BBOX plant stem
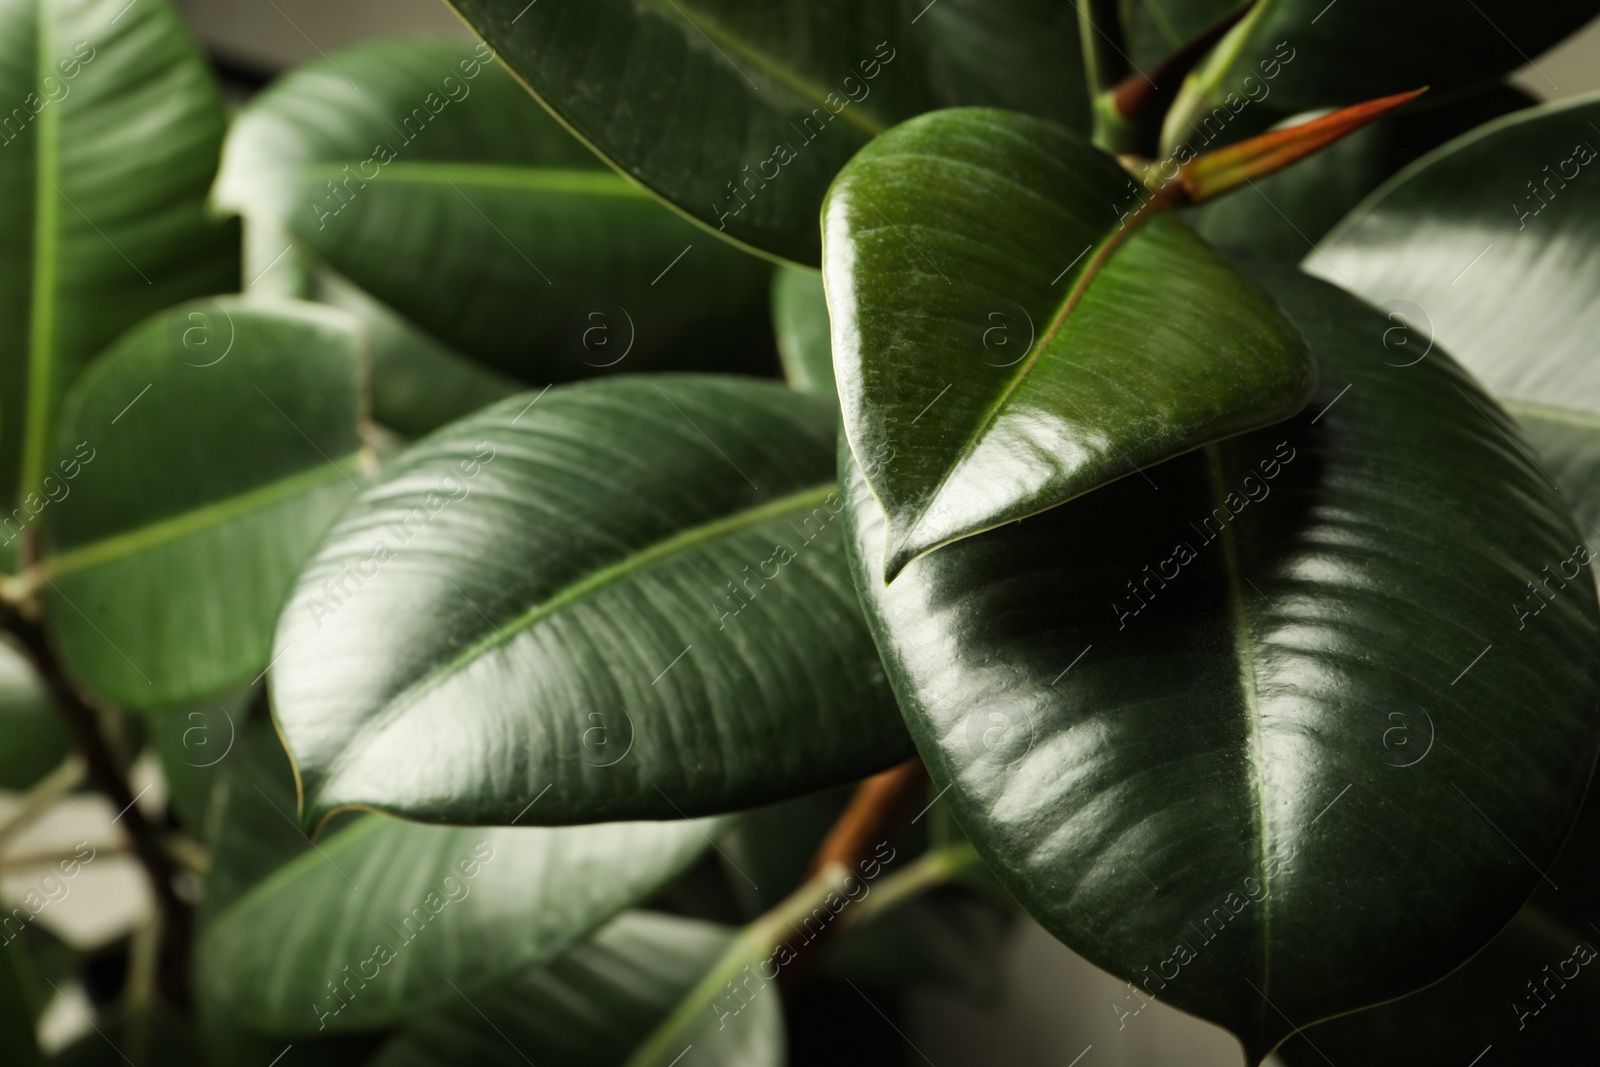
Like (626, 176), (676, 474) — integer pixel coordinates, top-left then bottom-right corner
(624, 866), (854, 1067)
(0, 840), (127, 869)
(5, 616), (192, 1006)
(0, 753), (85, 855)
(125, 916), (160, 1063)
(836, 841), (984, 931)
(1078, 0), (1131, 94)
(623, 759), (927, 1067)
(807, 758), (927, 875)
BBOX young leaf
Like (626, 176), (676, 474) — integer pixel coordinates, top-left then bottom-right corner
(271, 376), (910, 831)
(1191, 85), (1536, 262)
(1313, 92), (1600, 536)
(823, 108), (1315, 580)
(1174, 88), (1425, 204)
(31, 299), (367, 711)
(213, 40), (772, 384)
(368, 912), (784, 1067)
(0, 0), (239, 569)
(841, 268), (1600, 1062)
(445, 0), (1090, 264)
(199, 813), (725, 1034)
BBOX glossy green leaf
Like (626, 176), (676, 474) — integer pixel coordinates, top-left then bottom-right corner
(1279, 676), (1600, 1063)
(841, 267), (1600, 1061)
(0, 0), (238, 571)
(446, 0), (1089, 264)
(1313, 92), (1600, 537)
(370, 912), (784, 1067)
(1192, 86), (1536, 262)
(31, 299), (367, 711)
(214, 39), (772, 383)
(0, 637), (67, 790)
(824, 108), (1315, 579)
(1163, 0), (1600, 148)
(772, 266), (836, 401)
(200, 805), (724, 1034)
(272, 376), (909, 830)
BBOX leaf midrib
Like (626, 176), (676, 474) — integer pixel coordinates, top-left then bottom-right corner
(890, 202), (1173, 556)
(23, 8), (59, 510)
(308, 481), (839, 805)
(33, 451), (365, 581)
(640, 0), (887, 137)
(299, 161), (651, 198)
(1204, 441), (1274, 1043)
(1503, 397), (1600, 435)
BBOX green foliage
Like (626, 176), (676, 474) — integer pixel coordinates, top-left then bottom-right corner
(0, 0), (238, 571)
(271, 377), (910, 829)
(35, 299), (366, 710)
(8, 0), (1600, 1063)
(841, 266), (1600, 1058)
(824, 107), (1314, 577)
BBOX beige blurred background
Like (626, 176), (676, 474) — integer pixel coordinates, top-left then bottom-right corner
(9, 2), (1599, 1064)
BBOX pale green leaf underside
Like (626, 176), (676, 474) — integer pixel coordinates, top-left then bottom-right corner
(369, 912), (785, 1067)
(200, 812), (725, 1034)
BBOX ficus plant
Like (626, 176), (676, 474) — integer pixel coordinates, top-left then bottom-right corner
(4, 0), (1600, 1063)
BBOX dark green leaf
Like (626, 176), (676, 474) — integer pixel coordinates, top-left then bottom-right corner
(841, 267), (1600, 1061)
(1164, 0), (1600, 146)
(824, 108), (1315, 578)
(446, 0), (1089, 264)
(214, 39), (773, 383)
(370, 912), (783, 1067)
(0, 0), (238, 571)
(200, 809), (725, 1034)
(772, 266), (835, 401)
(0, 638), (68, 791)
(273, 376), (909, 829)
(32, 299), (367, 711)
